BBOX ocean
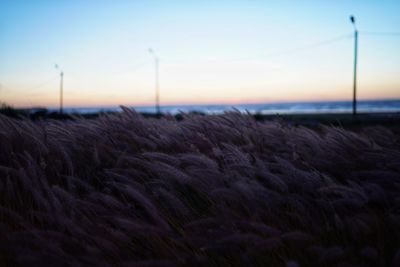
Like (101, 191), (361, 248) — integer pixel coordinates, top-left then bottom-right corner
(58, 99), (400, 115)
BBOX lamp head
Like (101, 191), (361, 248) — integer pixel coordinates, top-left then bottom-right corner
(350, 15), (355, 24)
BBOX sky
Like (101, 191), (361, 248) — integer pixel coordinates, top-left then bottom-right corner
(0, 0), (399, 108)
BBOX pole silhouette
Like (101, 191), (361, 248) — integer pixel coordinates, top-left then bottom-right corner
(149, 49), (160, 115)
(55, 64), (64, 114)
(350, 16), (358, 116)
(60, 71), (64, 114)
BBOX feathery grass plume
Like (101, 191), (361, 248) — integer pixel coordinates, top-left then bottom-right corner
(244, 237), (285, 265)
(154, 188), (191, 222)
(317, 246), (346, 265)
(110, 183), (169, 230)
(0, 111), (399, 266)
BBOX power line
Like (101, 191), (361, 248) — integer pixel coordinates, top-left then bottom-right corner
(0, 76), (58, 94)
(360, 31), (400, 36)
(26, 76), (58, 91)
(0, 83), (7, 92)
(256, 33), (353, 60)
(167, 33), (352, 65)
(108, 61), (149, 76)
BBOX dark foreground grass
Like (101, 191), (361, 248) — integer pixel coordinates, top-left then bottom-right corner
(0, 107), (399, 267)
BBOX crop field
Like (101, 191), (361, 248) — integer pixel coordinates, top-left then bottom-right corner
(0, 107), (399, 267)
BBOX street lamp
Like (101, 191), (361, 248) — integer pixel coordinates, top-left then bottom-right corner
(148, 48), (160, 115)
(55, 64), (64, 114)
(350, 15), (358, 116)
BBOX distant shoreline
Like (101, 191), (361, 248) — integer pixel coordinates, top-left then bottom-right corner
(2, 104), (399, 131)
(10, 99), (400, 115)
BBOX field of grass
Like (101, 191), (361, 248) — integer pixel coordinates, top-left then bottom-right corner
(0, 107), (399, 266)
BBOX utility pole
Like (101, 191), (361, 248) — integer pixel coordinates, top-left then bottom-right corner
(149, 49), (160, 115)
(55, 64), (64, 114)
(350, 15), (358, 116)
(60, 71), (64, 114)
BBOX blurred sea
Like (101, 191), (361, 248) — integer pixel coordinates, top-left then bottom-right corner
(57, 99), (400, 115)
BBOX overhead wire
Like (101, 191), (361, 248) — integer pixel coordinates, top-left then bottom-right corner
(360, 31), (400, 36)
(166, 33), (353, 65)
(1, 29), (398, 104)
(25, 75), (59, 92)
(255, 33), (353, 60)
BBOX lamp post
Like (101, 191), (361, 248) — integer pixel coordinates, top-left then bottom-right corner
(55, 64), (64, 114)
(350, 15), (358, 116)
(148, 49), (160, 115)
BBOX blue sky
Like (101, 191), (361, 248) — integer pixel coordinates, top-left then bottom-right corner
(0, 0), (399, 107)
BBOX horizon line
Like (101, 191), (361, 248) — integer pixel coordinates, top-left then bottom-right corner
(11, 97), (400, 110)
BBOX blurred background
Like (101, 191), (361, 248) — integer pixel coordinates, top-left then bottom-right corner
(0, 0), (399, 114)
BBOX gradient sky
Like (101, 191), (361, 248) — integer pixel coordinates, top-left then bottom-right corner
(0, 0), (399, 108)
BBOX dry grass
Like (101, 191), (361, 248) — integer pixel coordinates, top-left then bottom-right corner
(0, 107), (399, 267)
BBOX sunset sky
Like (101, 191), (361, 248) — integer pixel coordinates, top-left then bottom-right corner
(0, 0), (399, 108)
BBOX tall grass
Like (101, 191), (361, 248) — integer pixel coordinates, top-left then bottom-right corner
(0, 108), (399, 266)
